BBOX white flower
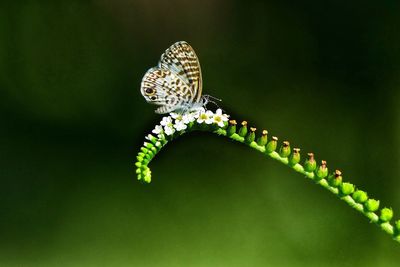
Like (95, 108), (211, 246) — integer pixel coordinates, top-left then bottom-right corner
(212, 109), (229, 127)
(164, 125), (175, 136)
(152, 125), (163, 134)
(160, 116), (172, 126)
(197, 110), (214, 124)
(174, 120), (187, 131)
(182, 112), (196, 124)
(160, 116), (175, 136)
(170, 112), (183, 120)
(192, 107), (205, 118)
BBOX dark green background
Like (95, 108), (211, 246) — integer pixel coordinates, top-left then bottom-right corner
(1, 1), (399, 266)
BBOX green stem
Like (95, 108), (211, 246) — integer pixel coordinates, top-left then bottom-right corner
(135, 117), (400, 244)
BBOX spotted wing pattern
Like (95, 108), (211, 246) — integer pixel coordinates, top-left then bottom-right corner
(159, 41), (203, 102)
(141, 67), (192, 114)
(140, 41), (203, 114)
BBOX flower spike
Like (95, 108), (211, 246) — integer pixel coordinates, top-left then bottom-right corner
(134, 110), (400, 244)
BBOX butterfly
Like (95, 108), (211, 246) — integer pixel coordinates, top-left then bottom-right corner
(141, 41), (216, 114)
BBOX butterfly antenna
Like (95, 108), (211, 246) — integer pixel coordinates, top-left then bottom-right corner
(203, 94), (223, 111)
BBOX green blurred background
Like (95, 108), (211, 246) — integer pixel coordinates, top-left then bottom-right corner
(1, 1), (399, 266)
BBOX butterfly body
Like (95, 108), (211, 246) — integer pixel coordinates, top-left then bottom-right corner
(141, 41), (207, 114)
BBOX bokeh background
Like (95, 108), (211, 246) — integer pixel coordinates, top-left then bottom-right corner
(1, 1), (400, 266)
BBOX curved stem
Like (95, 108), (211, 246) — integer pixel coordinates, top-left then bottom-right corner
(135, 114), (400, 244)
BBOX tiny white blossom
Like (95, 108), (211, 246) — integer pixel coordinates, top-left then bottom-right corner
(182, 113), (195, 124)
(197, 110), (214, 124)
(170, 113), (183, 120)
(164, 125), (175, 136)
(160, 116), (172, 126)
(213, 109), (229, 127)
(152, 125), (163, 134)
(192, 107), (205, 118)
(174, 120), (187, 131)
(160, 116), (175, 136)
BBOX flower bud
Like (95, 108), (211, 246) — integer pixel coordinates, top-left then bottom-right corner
(135, 162), (142, 168)
(144, 153), (152, 161)
(150, 145), (158, 153)
(146, 134), (158, 144)
(144, 142), (154, 149)
(379, 207), (393, 222)
(288, 148), (301, 166)
(265, 136), (278, 153)
(142, 167), (152, 183)
(352, 190), (368, 203)
(279, 141), (291, 158)
(340, 182), (355, 195)
(140, 147), (148, 153)
(328, 170), (342, 187)
(227, 120), (237, 136)
(304, 153), (316, 172)
(256, 130), (268, 146)
(246, 127), (256, 143)
(315, 160), (328, 179)
(155, 141), (162, 148)
(143, 174), (151, 183)
(365, 199), (380, 212)
(238, 121), (248, 137)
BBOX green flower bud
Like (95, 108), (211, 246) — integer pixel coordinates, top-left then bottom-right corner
(365, 199), (380, 212)
(315, 160), (328, 179)
(143, 174), (151, 183)
(155, 141), (162, 148)
(288, 148), (301, 166)
(352, 190), (368, 203)
(238, 121), (248, 137)
(256, 130), (268, 146)
(304, 153), (316, 172)
(328, 170), (342, 187)
(141, 166), (151, 183)
(265, 136), (278, 153)
(227, 120), (237, 136)
(146, 134), (158, 144)
(144, 142), (154, 149)
(150, 145), (158, 153)
(144, 153), (152, 161)
(340, 182), (355, 195)
(279, 141), (291, 158)
(140, 147), (148, 153)
(135, 162), (142, 168)
(379, 207), (393, 222)
(158, 133), (167, 142)
(146, 149), (154, 158)
(245, 127), (256, 143)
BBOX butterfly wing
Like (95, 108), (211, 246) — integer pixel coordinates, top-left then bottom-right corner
(158, 41), (203, 103)
(141, 67), (193, 114)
